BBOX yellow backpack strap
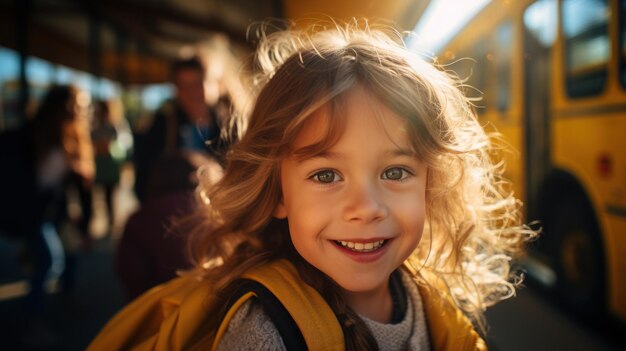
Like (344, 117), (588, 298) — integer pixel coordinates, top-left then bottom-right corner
(88, 274), (217, 351)
(212, 291), (257, 349)
(403, 261), (487, 351)
(212, 260), (345, 351)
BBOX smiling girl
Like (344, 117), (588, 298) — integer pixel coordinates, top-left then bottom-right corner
(188, 22), (535, 350)
(91, 21), (533, 351)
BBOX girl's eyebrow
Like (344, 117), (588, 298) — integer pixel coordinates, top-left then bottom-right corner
(293, 149), (340, 164)
(293, 148), (417, 163)
(387, 148), (418, 158)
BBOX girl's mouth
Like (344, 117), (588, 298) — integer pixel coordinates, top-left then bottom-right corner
(334, 239), (387, 253)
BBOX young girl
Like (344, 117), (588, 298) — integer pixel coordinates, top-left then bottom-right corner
(189, 22), (533, 350)
(91, 21), (533, 351)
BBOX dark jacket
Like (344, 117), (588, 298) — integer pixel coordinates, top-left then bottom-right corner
(116, 191), (195, 299)
(133, 100), (231, 203)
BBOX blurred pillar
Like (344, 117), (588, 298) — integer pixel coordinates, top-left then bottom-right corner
(272, 0), (284, 18)
(115, 29), (128, 85)
(136, 40), (149, 84)
(15, 0), (30, 121)
(89, 6), (102, 97)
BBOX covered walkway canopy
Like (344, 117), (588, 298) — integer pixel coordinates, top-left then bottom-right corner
(0, 0), (430, 85)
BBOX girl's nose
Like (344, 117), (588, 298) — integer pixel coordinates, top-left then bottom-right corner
(342, 181), (388, 223)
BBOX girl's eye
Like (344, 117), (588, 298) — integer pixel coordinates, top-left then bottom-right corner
(311, 170), (339, 184)
(382, 167), (410, 181)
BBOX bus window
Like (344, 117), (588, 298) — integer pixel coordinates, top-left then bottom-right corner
(562, 0), (610, 97)
(619, 0), (626, 88)
(494, 22), (513, 112)
(524, 0), (557, 48)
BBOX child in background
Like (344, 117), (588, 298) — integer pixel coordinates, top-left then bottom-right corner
(91, 98), (132, 234)
(91, 21), (534, 351)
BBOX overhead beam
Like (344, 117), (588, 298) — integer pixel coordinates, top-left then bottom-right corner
(0, 12), (168, 85)
(89, 0), (250, 47)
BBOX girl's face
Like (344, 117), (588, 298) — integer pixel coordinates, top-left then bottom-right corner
(275, 86), (427, 310)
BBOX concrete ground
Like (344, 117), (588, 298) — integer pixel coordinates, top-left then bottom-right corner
(0, 165), (136, 351)
(0, 237), (126, 351)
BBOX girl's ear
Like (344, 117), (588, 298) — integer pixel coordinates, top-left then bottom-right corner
(273, 198), (287, 219)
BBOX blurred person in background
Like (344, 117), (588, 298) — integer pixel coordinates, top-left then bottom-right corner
(0, 85), (94, 347)
(132, 46), (246, 203)
(91, 98), (133, 235)
(116, 151), (222, 299)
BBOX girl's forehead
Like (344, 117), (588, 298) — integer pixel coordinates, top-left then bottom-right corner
(291, 87), (412, 153)
(290, 105), (334, 150)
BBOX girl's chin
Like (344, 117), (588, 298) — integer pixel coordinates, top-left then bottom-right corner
(329, 271), (391, 295)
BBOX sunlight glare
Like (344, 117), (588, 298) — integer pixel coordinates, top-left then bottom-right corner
(409, 0), (491, 55)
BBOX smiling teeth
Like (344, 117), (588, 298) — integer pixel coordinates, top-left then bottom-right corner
(337, 240), (385, 252)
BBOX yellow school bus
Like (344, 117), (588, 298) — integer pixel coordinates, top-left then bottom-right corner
(438, 0), (626, 321)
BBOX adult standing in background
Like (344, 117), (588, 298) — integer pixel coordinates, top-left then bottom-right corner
(133, 54), (241, 203)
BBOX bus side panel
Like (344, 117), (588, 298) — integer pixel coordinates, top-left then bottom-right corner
(552, 112), (626, 320)
(603, 215), (626, 319)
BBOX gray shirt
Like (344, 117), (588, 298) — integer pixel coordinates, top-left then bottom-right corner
(216, 270), (430, 351)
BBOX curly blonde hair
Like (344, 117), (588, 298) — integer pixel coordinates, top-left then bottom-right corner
(189, 20), (535, 347)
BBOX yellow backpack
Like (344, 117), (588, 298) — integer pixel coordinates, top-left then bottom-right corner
(88, 260), (344, 351)
(89, 259), (486, 351)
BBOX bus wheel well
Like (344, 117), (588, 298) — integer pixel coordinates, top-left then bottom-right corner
(537, 169), (594, 225)
(536, 168), (606, 315)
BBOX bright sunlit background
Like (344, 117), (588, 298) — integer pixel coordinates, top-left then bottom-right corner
(410, 0), (491, 54)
